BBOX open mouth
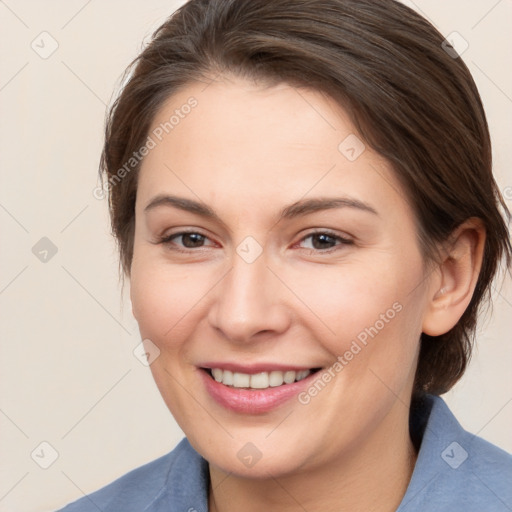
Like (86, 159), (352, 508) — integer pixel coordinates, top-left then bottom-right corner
(202, 367), (322, 390)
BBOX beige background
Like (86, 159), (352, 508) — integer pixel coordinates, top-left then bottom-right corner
(0, 1), (511, 511)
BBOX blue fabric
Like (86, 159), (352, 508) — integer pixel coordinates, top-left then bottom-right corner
(57, 395), (512, 511)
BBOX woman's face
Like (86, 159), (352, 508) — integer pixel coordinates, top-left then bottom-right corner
(130, 77), (433, 477)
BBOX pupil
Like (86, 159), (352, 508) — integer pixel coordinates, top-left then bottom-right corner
(183, 233), (204, 248)
(313, 234), (334, 249)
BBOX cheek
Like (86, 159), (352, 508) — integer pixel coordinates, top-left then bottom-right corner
(293, 257), (425, 394)
(130, 255), (207, 344)
(286, 261), (405, 351)
(129, 257), (206, 416)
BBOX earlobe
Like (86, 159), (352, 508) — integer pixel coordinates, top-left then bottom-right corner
(422, 218), (486, 336)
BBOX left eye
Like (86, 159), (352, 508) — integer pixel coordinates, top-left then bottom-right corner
(297, 232), (352, 252)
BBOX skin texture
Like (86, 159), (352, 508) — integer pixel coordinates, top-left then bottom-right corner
(130, 76), (485, 512)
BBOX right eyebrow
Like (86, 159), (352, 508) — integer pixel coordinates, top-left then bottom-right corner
(144, 194), (223, 223)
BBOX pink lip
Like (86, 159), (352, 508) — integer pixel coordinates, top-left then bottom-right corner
(199, 368), (319, 414)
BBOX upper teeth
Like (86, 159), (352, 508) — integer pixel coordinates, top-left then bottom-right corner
(211, 368), (311, 389)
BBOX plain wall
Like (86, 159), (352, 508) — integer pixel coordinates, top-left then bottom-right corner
(0, 1), (510, 511)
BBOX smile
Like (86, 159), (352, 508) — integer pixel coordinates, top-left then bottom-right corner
(200, 365), (322, 413)
(208, 368), (316, 389)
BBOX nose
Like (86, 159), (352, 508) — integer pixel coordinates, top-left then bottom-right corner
(207, 250), (292, 344)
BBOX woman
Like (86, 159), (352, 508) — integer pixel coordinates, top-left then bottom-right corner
(59, 0), (512, 510)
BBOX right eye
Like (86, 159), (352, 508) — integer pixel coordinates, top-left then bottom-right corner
(155, 230), (217, 252)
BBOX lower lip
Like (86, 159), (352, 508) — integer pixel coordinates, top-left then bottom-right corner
(200, 369), (318, 414)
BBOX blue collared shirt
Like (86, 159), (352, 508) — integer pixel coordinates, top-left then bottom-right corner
(57, 395), (512, 511)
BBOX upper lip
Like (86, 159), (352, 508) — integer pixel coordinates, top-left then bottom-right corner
(199, 362), (321, 374)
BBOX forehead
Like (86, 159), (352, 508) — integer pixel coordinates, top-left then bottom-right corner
(137, 78), (406, 219)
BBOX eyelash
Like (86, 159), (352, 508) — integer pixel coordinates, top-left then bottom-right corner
(154, 229), (353, 254)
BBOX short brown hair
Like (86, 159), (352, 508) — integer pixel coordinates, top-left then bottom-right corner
(99, 0), (511, 395)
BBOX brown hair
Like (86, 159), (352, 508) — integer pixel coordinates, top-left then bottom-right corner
(99, 0), (511, 395)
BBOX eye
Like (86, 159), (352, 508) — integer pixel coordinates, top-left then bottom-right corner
(296, 230), (353, 253)
(155, 230), (216, 251)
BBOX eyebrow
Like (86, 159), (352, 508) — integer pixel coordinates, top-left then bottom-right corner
(143, 194), (378, 222)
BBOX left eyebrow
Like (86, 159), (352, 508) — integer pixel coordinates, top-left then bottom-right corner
(278, 197), (379, 220)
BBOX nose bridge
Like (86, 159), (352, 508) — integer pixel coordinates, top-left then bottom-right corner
(209, 248), (290, 343)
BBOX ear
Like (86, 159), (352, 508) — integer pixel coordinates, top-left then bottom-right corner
(422, 218), (486, 336)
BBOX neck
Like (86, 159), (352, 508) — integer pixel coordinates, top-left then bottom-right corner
(208, 406), (417, 512)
